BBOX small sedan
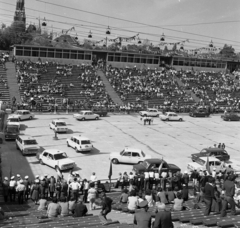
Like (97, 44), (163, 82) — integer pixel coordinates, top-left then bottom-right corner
(221, 113), (240, 121)
(10, 110), (34, 121)
(49, 120), (68, 133)
(38, 149), (75, 171)
(73, 111), (100, 121)
(109, 147), (151, 164)
(160, 112), (183, 121)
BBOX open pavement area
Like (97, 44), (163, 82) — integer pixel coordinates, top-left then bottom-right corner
(1, 113), (240, 181)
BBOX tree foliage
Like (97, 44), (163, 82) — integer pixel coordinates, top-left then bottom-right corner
(219, 44), (235, 57)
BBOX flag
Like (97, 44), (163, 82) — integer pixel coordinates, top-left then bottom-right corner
(206, 156), (211, 175)
(158, 157), (164, 173)
(108, 161), (112, 180)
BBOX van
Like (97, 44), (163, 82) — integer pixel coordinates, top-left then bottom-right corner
(5, 124), (20, 140)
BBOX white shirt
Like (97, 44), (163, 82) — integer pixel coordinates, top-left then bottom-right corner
(149, 172), (154, 178)
(161, 172), (167, 178)
(144, 172), (150, 179)
(212, 171), (217, 178)
(90, 175), (97, 182)
(129, 174), (134, 180)
(155, 173), (160, 179)
(9, 180), (17, 187)
(69, 182), (81, 190)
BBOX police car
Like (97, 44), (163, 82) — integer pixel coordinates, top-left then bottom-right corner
(49, 120), (68, 133)
(16, 135), (40, 155)
(66, 135), (93, 152)
(187, 157), (226, 173)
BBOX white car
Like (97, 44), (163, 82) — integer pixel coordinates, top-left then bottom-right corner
(39, 149), (75, 171)
(139, 108), (161, 117)
(16, 135), (40, 155)
(11, 110), (34, 121)
(109, 147), (151, 164)
(67, 135), (93, 152)
(160, 112), (183, 121)
(73, 110), (100, 121)
(49, 120), (68, 133)
(187, 157), (226, 173)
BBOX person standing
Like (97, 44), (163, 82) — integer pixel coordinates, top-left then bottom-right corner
(203, 177), (215, 216)
(31, 179), (41, 205)
(23, 176), (31, 202)
(2, 177), (9, 203)
(133, 201), (152, 228)
(153, 203), (174, 228)
(9, 176), (17, 202)
(221, 175), (236, 216)
(87, 183), (97, 210)
(82, 179), (89, 203)
(69, 178), (81, 201)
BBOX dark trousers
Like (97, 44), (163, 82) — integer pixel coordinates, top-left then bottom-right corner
(18, 191), (24, 204)
(221, 196), (236, 216)
(83, 190), (88, 203)
(4, 195), (8, 202)
(72, 190), (79, 201)
(24, 190), (29, 201)
(9, 187), (16, 202)
(204, 198), (212, 216)
(144, 178), (149, 190)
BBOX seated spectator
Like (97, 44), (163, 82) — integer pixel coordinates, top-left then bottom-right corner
(157, 188), (168, 204)
(145, 189), (154, 207)
(182, 184), (189, 201)
(38, 196), (47, 211)
(172, 192), (184, 211)
(127, 191), (138, 212)
(73, 198), (88, 217)
(119, 189), (128, 203)
(167, 187), (175, 203)
(69, 197), (76, 214)
(58, 197), (69, 217)
(153, 203), (174, 228)
(38, 197), (60, 219)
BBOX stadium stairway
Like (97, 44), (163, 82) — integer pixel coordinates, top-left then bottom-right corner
(174, 74), (200, 103)
(5, 62), (21, 103)
(0, 65), (10, 103)
(97, 70), (124, 106)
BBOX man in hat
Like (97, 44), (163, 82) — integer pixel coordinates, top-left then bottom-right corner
(9, 176), (17, 202)
(16, 174), (22, 186)
(2, 177), (9, 202)
(23, 176), (31, 202)
(16, 180), (26, 204)
(153, 203), (173, 228)
(133, 200), (152, 228)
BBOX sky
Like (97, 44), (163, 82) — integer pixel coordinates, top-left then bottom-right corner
(1, 0), (240, 52)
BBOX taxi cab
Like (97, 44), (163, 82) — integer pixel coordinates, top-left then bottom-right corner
(16, 135), (40, 155)
(49, 120), (68, 133)
(66, 135), (93, 152)
(187, 157), (226, 173)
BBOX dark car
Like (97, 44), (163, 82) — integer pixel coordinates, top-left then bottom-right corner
(189, 108), (210, 117)
(191, 148), (230, 162)
(221, 113), (240, 121)
(4, 124), (20, 140)
(133, 158), (181, 174)
(92, 109), (108, 117)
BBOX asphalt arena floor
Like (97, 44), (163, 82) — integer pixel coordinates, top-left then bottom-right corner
(1, 113), (240, 181)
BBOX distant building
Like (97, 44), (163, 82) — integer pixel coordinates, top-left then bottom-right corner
(14, 0), (26, 25)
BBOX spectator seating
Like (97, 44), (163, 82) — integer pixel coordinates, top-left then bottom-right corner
(105, 66), (196, 111)
(16, 60), (114, 111)
(0, 64), (11, 103)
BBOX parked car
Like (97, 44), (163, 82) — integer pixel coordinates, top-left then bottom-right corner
(133, 158), (181, 174)
(49, 120), (68, 133)
(191, 148), (230, 162)
(160, 112), (183, 121)
(16, 135), (40, 155)
(73, 110), (100, 120)
(221, 113), (240, 121)
(7, 116), (21, 123)
(67, 135), (93, 152)
(139, 108), (161, 117)
(5, 123), (20, 140)
(38, 149), (75, 171)
(110, 148), (151, 164)
(92, 108), (108, 117)
(187, 157), (226, 173)
(10, 110), (34, 121)
(189, 108), (210, 117)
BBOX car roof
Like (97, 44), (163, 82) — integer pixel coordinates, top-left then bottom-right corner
(7, 122), (20, 126)
(16, 110), (29, 112)
(53, 119), (66, 122)
(202, 148), (225, 152)
(166, 112), (176, 114)
(144, 158), (165, 163)
(19, 135), (36, 140)
(147, 108), (157, 110)
(80, 110), (92, 112)
(8, 116), (19, 119)
(125, 148), (142, 152)
(198, 157), (220, 162)
(43, 149), (65, 155)
(71, 135), (89, 140)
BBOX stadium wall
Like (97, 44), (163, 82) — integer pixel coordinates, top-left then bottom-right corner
(173, 65), (225, 72)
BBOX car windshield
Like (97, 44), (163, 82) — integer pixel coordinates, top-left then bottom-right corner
(141, 151), (146, 157)
(56, 122), (66, 126)
(24, 140), (37, 145)
(54, 153), (67, 160)
(120, 150), (125, 155)
(142, 161), (150, 168)
(195, 157), (205, 166)
(9, 118), (19, 122)
(81, 140), (90, 145)
(6, 126), (19, 133)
